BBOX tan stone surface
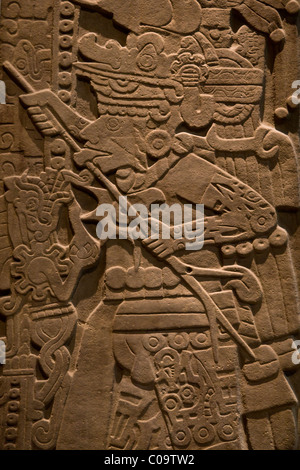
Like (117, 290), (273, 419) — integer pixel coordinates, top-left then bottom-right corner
(0, 0), (299, 450)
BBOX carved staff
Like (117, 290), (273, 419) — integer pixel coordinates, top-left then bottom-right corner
(3, 61), (82, 151)
(3, 61), (256, 363)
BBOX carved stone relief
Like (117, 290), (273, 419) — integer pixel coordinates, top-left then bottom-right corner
(0, 0), (300, 450)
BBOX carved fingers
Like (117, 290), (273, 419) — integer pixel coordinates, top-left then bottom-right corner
(142, 237), (179, 259)
(20, 91), (60, 137)
(223, 265), (263, 304)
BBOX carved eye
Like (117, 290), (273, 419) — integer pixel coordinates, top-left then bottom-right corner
(245, 190), (260, 203)
(137, 44), (158, 72)
(106, 117), (121, 132)
(22, 43), (31, 53)
(16, 59), (27, 72)
(26, 197), (38, 212)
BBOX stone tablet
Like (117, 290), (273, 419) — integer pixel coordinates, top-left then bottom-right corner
(0, 0), (300, 451)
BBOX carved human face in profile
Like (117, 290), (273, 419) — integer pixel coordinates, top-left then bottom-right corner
(16, 188), (46, 238)
(234, 26), (265, 67)
(201, 9), (233, 49)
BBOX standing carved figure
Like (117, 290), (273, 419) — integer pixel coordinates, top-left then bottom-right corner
(0, 0), (299, 450)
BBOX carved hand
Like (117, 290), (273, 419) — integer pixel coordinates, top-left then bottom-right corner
(20, 90), (61, 137)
